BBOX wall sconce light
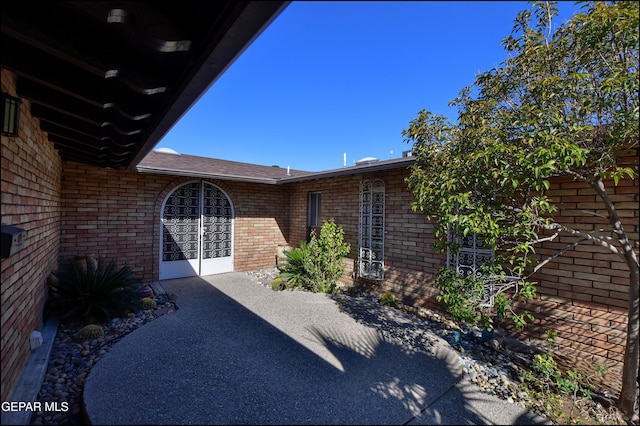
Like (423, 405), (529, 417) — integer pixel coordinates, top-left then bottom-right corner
(2, 93), (21, 136)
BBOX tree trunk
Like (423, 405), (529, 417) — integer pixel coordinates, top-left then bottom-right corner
(616, 263), (639, 422)
(590, 178), (638, 421)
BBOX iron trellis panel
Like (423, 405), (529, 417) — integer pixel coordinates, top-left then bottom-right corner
(359, 179), (385, 280)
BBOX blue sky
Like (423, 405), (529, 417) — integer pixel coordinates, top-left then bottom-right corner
(156, 1), (580, 172)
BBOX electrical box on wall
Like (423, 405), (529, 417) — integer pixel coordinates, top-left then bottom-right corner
(1, 225), (26, 259)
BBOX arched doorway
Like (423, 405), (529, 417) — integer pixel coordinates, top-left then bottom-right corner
(160, 181), (234, 279)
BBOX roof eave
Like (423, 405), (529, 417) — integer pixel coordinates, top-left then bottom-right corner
(126, 1), (291, 169)
(278, 157), (416, 183)
(135, 165), (279, 184)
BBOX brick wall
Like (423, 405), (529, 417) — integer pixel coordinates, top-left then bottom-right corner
(59, 166), (289, 281)
(229, 181), (289, 271)
(60, 164), (167, 280)
(382, 168), (445, 309)
(1, 69), (62, 401)
(285, 174), (360, 284)
(508, 149), (639, 395)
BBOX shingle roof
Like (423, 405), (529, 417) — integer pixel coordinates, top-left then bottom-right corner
(280, 155), (416, 183)
(136, 150), (313, 183)
(136, 150), (415, 184)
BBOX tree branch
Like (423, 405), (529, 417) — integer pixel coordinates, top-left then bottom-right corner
(578, 209), (609, 219)
(529, 238), (586, 276)
(544, 222), (622, 256)
(532, 230), (562, 244)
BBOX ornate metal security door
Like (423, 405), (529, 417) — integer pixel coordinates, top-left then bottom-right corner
(200, 182), (233, 276)
(160, 181), (234, 279)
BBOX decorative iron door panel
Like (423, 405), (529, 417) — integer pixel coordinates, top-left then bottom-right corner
(160, 181), (233, 279)
(200, 182), (233, 276)
(162, 182), (200, 262)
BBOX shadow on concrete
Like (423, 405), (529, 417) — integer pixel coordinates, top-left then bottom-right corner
(83, 274), (549, 425)
(330, 295), (550, 425)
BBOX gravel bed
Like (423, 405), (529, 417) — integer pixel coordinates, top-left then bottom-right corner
(29, 294), (177, 426)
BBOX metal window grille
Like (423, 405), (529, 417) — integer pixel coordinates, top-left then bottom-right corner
(454, 233), (497, 307)
(447, 231), (519, 307)
(358, 179), (385, 280)
(2, 94), (20, 136)
(307, 192), (322, 241)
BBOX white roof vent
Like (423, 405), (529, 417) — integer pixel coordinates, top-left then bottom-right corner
(154, 147), (181, 155)
(356, 156), (379, 166)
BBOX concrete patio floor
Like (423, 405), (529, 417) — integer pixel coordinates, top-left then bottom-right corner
(83, 272), (551, 425)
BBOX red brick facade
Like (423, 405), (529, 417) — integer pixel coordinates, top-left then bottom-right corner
(511, 149), (639, 394)
(1, 65), (638, 401)
(60, 169), (290, 280)
(1, 69), (62, 401)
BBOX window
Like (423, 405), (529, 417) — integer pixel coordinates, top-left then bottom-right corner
(453, 233), (496, 307)
(307, 192), (321, 241)
(2, 94), (20, 136)
(358, 179), (385, 280)
(455, 233), (494, 280)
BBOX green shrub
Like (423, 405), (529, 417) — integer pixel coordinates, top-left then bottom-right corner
(46, 257), (141, 324)
(140, 297), (157, 310)
(379, 291), (397, 307)
(433, 268), (487, 325)
(433, 267), (534, 331)
(278, 219), (351, 294)
(521, 329), (606, 423)
(76, 324), (104, 340)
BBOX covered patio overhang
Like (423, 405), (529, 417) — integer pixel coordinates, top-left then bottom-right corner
(1, 1), (289, 169)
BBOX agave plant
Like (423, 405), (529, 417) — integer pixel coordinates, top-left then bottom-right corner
(46, 257), (141, 324)
(277, 241), (311, 289)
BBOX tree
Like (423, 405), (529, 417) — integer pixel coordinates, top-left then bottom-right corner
(402, 1), (638, 420)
